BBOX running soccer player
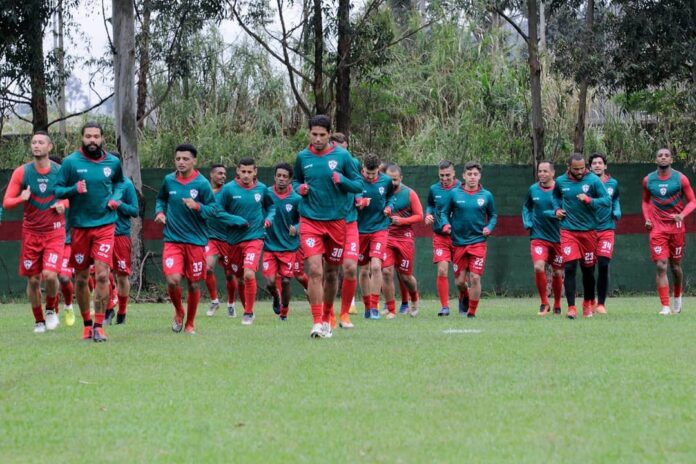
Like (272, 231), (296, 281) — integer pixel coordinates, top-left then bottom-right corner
(357, 153), (396, 320)
(425, 160), (462, 316)
(262, 163), (301, 320)
(441, 161), (497, 317)
(382, 163), (422, 317)
(522, 161), (564, 315)
(294, 114), (362, 338)
(589, 153), (621, 314)
(642, 148), (696, 315)
(3, 131), (67, 333)
(55, 122), (124, 341)
(218, 157), (275, 326)
(155, 144), (220, 334)
(552, 153), (610, 319)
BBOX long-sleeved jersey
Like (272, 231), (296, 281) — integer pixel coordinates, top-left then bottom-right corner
(522, 182), (560, 243)
(551, 170), (610, 231)
(114, 177), (139, 236)
(426, 180), (461, 235)
(357, 172), (396, 234)
(642, 169), (696, 234)
(155, 171), (217, 246)
(55, 149), (124, 228)
(442, 185), (497, 246)
(595, 176), (621, 231)
(264, 186), (301, 252)
(218, 179), (275, 245)
(345, 157), (361, 224)
(293, 142), (362, 221)
(387, 184), (423, 240)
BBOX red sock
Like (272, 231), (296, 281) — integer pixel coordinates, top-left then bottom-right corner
(296, 273), (309, 289)
(226, 277), (237, 304)
(386, 300), (396, 314)
(535, 271), (549, 306)
(107, 288), (117, 311)
(362, 295), (371, 311)
(168, 286), (185, 322)
(674, 284), (682, 298)
(552, 274), (563, 308)
(117, 295), (128, 315)
(186, 287), (200, 329)
(436, 276), (449, 308)
(409, 291), (419, 303)
(340, 278), (358, 316)
(205, 272), (218, 300)
(46, 294), (60, 311)
(371, 294), (380, 310)
(280, 306), (289, 317)
(32, 305), (44, 323)
(658, 285), (670, 306)
(310, 303), (322, 324)
(94, 312), (105, 326)
(61, 280), (74, 306)
(238, 280), (246, 308)
(80, 308), (91, 323)
(243, 278), (256, 314)
(468, 299), (479, 315)
(398, 278), (409, 305)
(322, 302), (334, 323)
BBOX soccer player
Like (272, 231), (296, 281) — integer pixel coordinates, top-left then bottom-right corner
(356, 153), (395, 319)
(551, 153), (610, 319)
(3, 131), (67, 333)
(424, 160), (461, 316)
(441, 161), (497, 317)
(58, 213), (76, 326)
(55, 122), (124, 341)
(382, 163), (422, 317)
(155, 144), (219, 334)
(262, 163), (301, 320)
(523, 161), (564, 315)
(589, 153), (621, 314)
(293, 114), (362, 338)
(218, 157), (275, 326)
(642, 148), (696, 315)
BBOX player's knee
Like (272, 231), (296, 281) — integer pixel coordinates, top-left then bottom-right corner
(343, 262), (357, 279)
(669, 261), (682, 273)
(655, 260), (668, 273)
(533, 261), (545, 273)
(598, 256), (611, 268)
(188, 281), (199, 291)
(369, 260), (382, 275)
(469, 273), (481, 285)
(382, 267), (393, 280)
(243, 270), (255, 282)
(27, 275), (41, 289)
(41, 270), (58, 282)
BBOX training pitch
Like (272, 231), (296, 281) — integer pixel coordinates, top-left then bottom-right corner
(1, 297), (695, 462)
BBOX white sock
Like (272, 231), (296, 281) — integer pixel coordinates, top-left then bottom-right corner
(211, 298), (219, 304)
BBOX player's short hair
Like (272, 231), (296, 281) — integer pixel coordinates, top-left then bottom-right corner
(210, 163), (225, 172)
(438, 160), (454, 170)
(464, 161), (482, 172)
(175, 143), (197, 157)
(386, 163), (402, 175)
(588, 152), (607, 165)
(364, 153), (381, 170)
(568, 153), (585, 165)
(308, 114), (331, 131)
(32, 130), (51, 142)
(238, 157), (256, 167)
(274, 162), (293, 178)
(330, 132), (347, 144)
(656, 147), (672, 156)
(379, 161), (394, 173)
(81, 121), (103, 136)
(537, 160), (554, 170)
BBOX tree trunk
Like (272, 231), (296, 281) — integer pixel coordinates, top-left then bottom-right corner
(52, 0), (67, 137)
(335, 0), (351, 134)
(527, 0), (545, 165)
(136, 0), (151, 130)
(312, 0), (325, 114)
(28, 12), (48, 131)
(573, 0), (594, 154)
(539, 0), (546, 53)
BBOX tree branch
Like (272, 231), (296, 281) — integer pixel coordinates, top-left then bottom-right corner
(46, 93), (114, 128)
(276, 0), (311, 116)
(490, 6), (529, 44)
(10, 107), (33, 124)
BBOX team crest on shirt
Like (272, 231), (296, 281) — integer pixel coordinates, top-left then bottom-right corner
(582, 184), (589, 193)
(535, 246), (543, 255)
(165, 257), (174, 268)
(254, 193), (261, 202)
(563, 246), (571, 256)
(23, 260), (32, 270)
(103, 167), (112, 177)
(75, 253), (84, 264)
(328, 160), (338, 170)
(660, 187), (667, 196)
(285, 204), (293, 212)
(654, 246), (662, 254)
(379, 187), (385, 195)
(607, 187), (614, 196)
(305, 238), (316, 248)
(38, 183), (47, 193)
(477, 198), (485, 206)
(190, 189), (198, 199)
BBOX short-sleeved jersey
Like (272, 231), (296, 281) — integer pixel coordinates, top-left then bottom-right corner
(426, 180), (461, 235)
(357, 173), (396, 234)
(114, 177), (139, 236)
(442, 186), (497, 246)
(218, 179), (275, 245)
(155, 171), (217, 246)
(643, 169), (696, 234)
(293, 142), (362, 221)
(387, 184), (423, 240)
(551, 170), (610, 231)
(3, 161), (66, 234)
(264, 186), (301, 252)
(522, 182), (560, 243)
(595, 176), (621, 231)
(55, 149), (124, 228)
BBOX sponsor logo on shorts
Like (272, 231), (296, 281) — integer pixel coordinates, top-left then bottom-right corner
(582, 184), (589, 193)
(103, 167), (112, 177)
(23, 260), (33, 269)
(305, 238), (316, 248)
(328, 160), (337, 170)
(563, 246), (572, 256)
(165, 257), (174, 268)
(75, 253), (85, 264)
(254, 193), (261, 202)
(190, 189), (198, 199)
(477, 198), (485, 206)
(535, 246), (543, 255)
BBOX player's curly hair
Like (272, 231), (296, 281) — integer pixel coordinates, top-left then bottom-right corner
(309, 114), (331, 131)
(364, 153), (381, 170)
(275, 162), (293, 178)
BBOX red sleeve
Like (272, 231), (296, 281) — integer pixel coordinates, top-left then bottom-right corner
(398, 190), (424, 225)
(680, 175), (696, 218)
(2, 165), (26, 210)
(641, 177), (651, 221)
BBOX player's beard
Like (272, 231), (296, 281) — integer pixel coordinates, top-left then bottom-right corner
(82, 142), (102, 159)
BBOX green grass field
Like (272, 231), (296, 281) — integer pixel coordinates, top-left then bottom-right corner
(1, 297), (695, 463)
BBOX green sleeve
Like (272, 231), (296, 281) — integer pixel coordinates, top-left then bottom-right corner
(54, 158), (78, 199)
(155, 178), (168, 216)
(522, 190), (533, 229)
(612, 185), (622, 221)
(117, 182), (139, 218)
(486, 192), (498, 232)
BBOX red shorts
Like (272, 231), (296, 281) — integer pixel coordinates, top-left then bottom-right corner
(432, 234), (453, 263)
(294, 248), (305, 276)
(530, 239), (563, 269)
(162, 242), (206, 282)
(113, 235), (132, 276)
(344, 221), (360, 261)
(382, 237), (415, 275)
(223, 239), (263, 277)
(205, 238), (227, 269)
(596, 230), (616, 259)
(560, 229), (597, 267)
(299, 218), (346, 265)
(70, 224), (116, 271)
(19, 230), (65, 277)
(453, 242), (488, 276)
(262, 250), (297, 278)
(649, 230), (685, 262)
(59, 244), (74, 278)
(358, 230), (388, 266)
